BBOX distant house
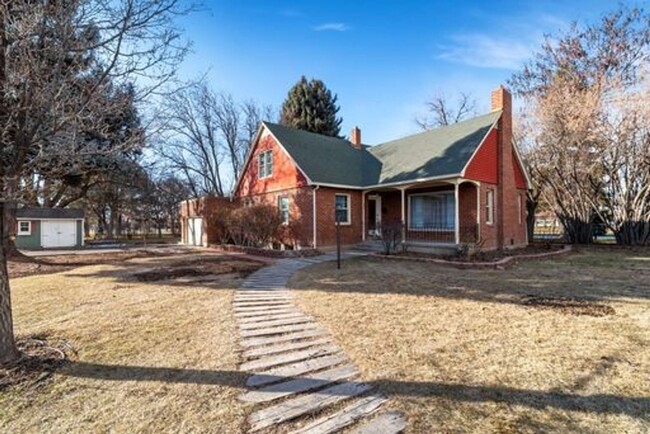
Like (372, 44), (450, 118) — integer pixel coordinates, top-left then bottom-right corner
(15, 208), (85, 249)
(229, 85), (530, 250)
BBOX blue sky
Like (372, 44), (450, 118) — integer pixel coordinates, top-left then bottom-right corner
(176, 0), (619, 144)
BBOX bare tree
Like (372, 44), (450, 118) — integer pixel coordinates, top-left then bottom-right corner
(415, 91), (477, 130)
(157, 82), (226, 197)
(511, 5), (650, 244)
(157, 82), (274, 196)
(0, 0), (190, 364)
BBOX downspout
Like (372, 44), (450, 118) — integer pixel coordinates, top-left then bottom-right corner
(312, 185), (320, 248)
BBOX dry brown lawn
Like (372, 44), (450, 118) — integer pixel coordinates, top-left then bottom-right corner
(289, 247), (650, 433)
(0, 252), (263, 434)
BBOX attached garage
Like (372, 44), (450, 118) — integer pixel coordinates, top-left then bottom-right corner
(186, 217), (204, 246)
(15, 208), (84, 250)
(179, 196), (233, 247)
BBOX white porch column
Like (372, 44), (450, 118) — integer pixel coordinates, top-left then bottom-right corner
(400, 187), (406, 244)
(361, 191), (366, 241)
(454, 181), (460, 244)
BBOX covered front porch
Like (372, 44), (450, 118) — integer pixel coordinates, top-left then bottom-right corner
(361, 179), (481, 247)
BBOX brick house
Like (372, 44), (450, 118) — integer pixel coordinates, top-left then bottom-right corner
(228, 85), (530, 250)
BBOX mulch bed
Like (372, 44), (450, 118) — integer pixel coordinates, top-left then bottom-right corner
(521, 295), (616, 317)
(212, 244), (322, 258)
(442, 243), (565, 262)
(0, 334), (73, 391)
(378, 244), (572, 269)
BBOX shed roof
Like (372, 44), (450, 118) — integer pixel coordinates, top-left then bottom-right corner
(16, 208), (84, 219)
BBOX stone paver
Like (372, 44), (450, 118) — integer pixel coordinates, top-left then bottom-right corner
(234, 252), (406, 433)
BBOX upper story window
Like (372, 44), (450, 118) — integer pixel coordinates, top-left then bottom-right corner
(486, 189), (495, 225)
(258, 150), (273, 179)
(335, 194), (350, 224)
(278, 196), (290, 224)
(17, 221), (31, 236)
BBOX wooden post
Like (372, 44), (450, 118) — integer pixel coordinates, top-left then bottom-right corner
(454, 182), (460, 244)
(400, 187), (406, 246)
(335, 207), (341, 270)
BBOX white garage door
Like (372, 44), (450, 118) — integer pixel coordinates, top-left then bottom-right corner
(42, 220), (77, 248)
(187, 218), (203, 246)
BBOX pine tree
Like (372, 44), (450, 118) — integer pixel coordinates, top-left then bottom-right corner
(280, 76), (342, 137)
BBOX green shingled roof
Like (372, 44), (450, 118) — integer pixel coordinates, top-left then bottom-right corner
(263, 122), (382, 186)
(262, 110), (500, 187)
(369, 110), (501, 184)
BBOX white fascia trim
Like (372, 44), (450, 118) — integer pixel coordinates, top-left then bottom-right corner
(232, 124), (265, 195)
(355, 174), (461, 191)
(310, 182), (364, 190)
(512, 141), (534, 190)
(460, 115), (502, 177)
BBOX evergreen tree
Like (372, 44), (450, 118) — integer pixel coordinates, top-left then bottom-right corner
(280, 76), (342, 137)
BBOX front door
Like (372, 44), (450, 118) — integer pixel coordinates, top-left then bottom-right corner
(367, 196), (381, 237)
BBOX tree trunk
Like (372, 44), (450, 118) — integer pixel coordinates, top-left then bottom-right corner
(615, 221), (650, 245)
(0, 201), (19, 365)
(526, 198), (538, 244)
(559, 215), (594, 244)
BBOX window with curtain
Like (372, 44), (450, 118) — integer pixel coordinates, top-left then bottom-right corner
(409, 193), (455, 229)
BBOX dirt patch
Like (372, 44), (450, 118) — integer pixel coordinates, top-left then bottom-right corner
(521, 295), (615, 317)
(0, 334), (72, 391)
(8, 248), (189, 279)
(129, 257), (261, 282)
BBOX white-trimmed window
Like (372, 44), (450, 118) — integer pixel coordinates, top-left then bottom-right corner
(278, 196), (290, 224)
(518, 194), (523, 225)
(17, 221), (31, 236)
(486, 190), (495, 225)
(335, 194), (350, 224)
(409, 192), (455, 230)
(258, 150), (273, 179)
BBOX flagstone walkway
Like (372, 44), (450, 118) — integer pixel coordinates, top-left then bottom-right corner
(234, 253), (406, 433)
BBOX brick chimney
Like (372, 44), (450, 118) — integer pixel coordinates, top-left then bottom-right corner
(350, 126), (362, 150)
(491, 85), (514, 249)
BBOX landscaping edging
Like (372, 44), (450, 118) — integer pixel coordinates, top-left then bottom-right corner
(373, 245), (573, 270)
(209, 244), (322, 258)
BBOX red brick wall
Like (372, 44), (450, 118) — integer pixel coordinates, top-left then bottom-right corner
(314, 187), (363, 247)
(236, 129), (308, 197)
(458, 182), (478, 241)
(179, 196), (231, 245)
(236, 186), (315, 248)
(478, 182), (499, 249)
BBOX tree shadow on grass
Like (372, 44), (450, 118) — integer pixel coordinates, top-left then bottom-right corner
(288, 251), (650, 309)
(58, 361), (650, 418)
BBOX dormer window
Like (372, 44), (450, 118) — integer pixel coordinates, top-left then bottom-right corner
(258, 150), (273, 179)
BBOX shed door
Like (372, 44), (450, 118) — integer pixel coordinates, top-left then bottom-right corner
(42, 220), (77, 248)
(187, 218), (203, 246)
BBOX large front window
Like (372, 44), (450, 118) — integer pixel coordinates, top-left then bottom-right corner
(258, 150), (273, 179)
(409, 193), (455, 230)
